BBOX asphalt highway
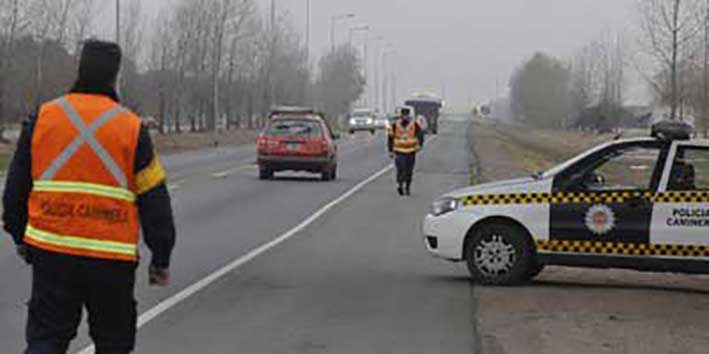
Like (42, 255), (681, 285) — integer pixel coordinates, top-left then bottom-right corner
(0, 117), (478, 353)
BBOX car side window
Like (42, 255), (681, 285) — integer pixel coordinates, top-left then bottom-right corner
(560, 143), (664, 192)
(668, 147), (709, 191)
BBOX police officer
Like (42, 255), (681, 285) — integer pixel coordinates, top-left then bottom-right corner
(388, 107), (425, 196)
(3, 40), (176, 354)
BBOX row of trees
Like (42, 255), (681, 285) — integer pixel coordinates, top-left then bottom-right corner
(509, 0), (709, 132)
(0, 0), (366, 133)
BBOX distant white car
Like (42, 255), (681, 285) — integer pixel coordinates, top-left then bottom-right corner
(348, 109), (376, 134)
(424, 121), (709, 285)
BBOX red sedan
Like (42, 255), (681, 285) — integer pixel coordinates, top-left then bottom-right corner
(257, 113), (338, 181)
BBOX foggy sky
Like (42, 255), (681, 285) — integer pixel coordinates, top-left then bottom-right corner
(101, 0), (638, 109)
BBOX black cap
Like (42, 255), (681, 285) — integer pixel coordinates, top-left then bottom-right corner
(71, 40), (122, 102)
(77, 40), (122, 88)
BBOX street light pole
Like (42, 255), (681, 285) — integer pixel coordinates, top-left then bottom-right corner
(348, 25), (369, 47)
(330, 14), (355, 52)
(306, 0), (310, 62)
(116, 0), (120, 44)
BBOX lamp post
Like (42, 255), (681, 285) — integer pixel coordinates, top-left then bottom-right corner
(348, 25), (369, 47)
(116, 0), (120, 44)
(330, 14), (355, 52)
(367, 36), (384, 110)
(382, 46), (395, 113)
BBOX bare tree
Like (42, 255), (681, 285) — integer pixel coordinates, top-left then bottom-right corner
(638, 0), (703, 120)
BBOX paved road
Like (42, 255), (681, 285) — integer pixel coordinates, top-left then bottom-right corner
(0, 118), (478, 353)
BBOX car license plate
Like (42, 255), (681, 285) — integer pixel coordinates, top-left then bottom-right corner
(286, 143), (300, 151)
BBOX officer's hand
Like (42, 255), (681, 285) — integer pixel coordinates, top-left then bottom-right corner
(16, 245), (31, 265)
(388, 152), (395, 159)
(149, 265), (170, 287)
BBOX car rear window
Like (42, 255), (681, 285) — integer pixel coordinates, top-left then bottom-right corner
(266, 120), (322, 138)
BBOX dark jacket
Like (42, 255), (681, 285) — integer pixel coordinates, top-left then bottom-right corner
(388, 118), (425, 153)
(3, 100), (176, 268)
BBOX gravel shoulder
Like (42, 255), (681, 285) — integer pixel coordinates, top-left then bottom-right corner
(470, 121), (709, 354)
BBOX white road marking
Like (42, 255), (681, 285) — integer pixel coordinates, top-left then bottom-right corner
(211, 164), (256, 178)
(77, 163), (396, 354)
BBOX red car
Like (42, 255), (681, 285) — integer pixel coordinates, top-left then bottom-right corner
(257, 110), (339, 181)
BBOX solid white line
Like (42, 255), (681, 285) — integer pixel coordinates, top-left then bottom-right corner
(77, 162), (396, 354)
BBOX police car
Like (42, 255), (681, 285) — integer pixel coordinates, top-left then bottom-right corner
(423, 121), (709, 285)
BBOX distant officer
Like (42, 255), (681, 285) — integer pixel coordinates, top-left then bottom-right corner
(388, 107), (425, 196)
(3, 40), (176, 354)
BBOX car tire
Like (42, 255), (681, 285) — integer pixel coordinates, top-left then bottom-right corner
(349, 130), (354, 135)
(465, 223), (534, 286)
(259, 167), (273, 180)
(321, 168), (333, 181)
(370, 130), (375, 135)
(528, 261), (545, 279)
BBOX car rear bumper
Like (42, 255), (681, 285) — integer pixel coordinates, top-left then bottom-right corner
(258, 155), (334, 172)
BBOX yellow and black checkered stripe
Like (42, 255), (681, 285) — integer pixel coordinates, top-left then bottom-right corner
(462, 192), (638, 206)
(462, 191), (709, 206)
(537, 239), (709, 257)
(650, 191), (709, 204)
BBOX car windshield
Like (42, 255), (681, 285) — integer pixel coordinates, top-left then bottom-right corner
(266, 120), (322, 138)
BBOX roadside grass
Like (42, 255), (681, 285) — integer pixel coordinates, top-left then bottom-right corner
(471, 122), (612, 183)
(153, 129), (260, 154)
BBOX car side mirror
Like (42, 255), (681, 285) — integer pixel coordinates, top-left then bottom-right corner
(332, 132), (341, 140)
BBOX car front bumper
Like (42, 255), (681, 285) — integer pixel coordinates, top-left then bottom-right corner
(422, 211), (474, 262)
(348, 125), (376, 131)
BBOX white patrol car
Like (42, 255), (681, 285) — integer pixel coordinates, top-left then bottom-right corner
(423, 121), (709, 285)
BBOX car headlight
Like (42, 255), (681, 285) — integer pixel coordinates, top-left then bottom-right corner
(366, 118), (374, 125)
(430, 197), (461, 216)
(349, 119), (357, 125)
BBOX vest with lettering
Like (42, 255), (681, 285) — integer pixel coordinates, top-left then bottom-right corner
(393, 120), (419, 154)
(26, 94), (142, 262)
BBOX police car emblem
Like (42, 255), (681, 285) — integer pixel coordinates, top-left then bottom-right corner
(585, 204), (616, 235)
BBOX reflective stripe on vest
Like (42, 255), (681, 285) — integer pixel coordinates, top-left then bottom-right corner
(25, 225), (137, 257)
(40, 97), (129, 187)
(33, 180), (136, 202)
(393, 121), (418, 153)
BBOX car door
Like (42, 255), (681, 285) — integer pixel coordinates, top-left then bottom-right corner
(549, 141), (668, 251)
(651, 144), (709, 248)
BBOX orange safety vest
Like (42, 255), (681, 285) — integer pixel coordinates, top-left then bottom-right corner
(26, 94), (143, 262)
(392, 120), (419, 154)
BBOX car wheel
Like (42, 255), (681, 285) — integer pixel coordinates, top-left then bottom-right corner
(465, 223), (534, 285)
(259, 167), (273, 180)
(321, 168), (333, 181)
(349, 130), (354, 135)
(528, 261), (545, 279)
(370, 129), (375, 135)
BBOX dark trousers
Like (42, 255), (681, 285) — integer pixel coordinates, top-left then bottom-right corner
(395, 152), (416, 186)
(25, 248), (138, 354)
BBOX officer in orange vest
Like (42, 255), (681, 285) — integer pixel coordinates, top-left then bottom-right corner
(388, 107), (425, 196)
(3, 40), (176, 354)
